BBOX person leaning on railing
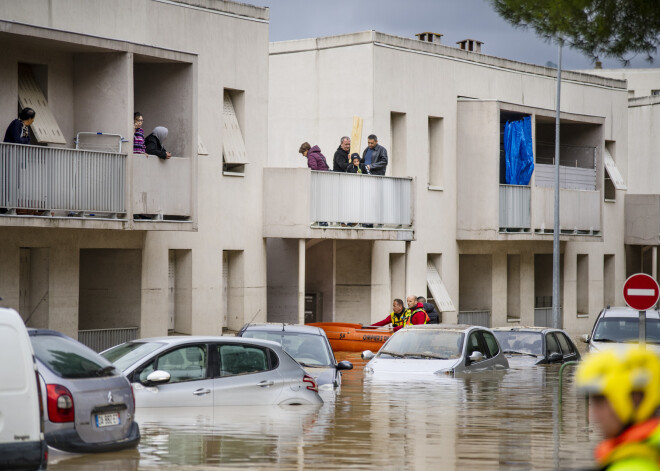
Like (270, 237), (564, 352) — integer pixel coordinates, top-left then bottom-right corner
(3, 107), (35, 145)
(145, 126), (172, 160)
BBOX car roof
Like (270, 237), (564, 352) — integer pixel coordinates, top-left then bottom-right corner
(27, 328), (69, 338)
(600, 307), (660, 319)
(403, 324), (487, 333)
(126, 335), (282, 348)
(241, 323), (324, 335)
(491, 326), (565, 334)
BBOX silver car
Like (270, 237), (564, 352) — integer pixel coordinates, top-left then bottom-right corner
(581, 307), (660, 353)
(101, 336), (323, 407)
(362, 324), (509, 376)
(28, 329), (140, 453)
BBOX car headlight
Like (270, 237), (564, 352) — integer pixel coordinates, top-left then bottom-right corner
(434, 369), (454, 376)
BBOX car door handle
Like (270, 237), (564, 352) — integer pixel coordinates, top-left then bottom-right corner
(193, 388), (211, 396)
(257, 380), (274, 388)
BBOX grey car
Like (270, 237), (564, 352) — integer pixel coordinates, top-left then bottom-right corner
(236, 323), (353, 388)
(28, 329), (140, 453)
(581, 307), (660, 353)
(101, 336), (323, 407)
(492, 326), (581, 365)
(362, 324), (509, 376)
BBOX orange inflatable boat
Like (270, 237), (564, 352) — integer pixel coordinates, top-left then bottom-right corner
(307, 322), (393, 352)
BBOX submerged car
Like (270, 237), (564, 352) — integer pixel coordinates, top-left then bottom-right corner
(582, 307), (660, 353)
(492, 327), (581, 365)
(362, 324), (509, 375)
(28, 329), (140, 453)
(101, 336), (322, 407)
(237, 323), (353, 388)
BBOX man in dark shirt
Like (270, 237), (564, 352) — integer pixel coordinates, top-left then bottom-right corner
(361, 134), (388, 176)
(333, 136), (350, 172)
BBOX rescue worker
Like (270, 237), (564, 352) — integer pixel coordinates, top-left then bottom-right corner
(575, 347), (660, 471)
(405, 295), (430, 326)
(370, 299), (408, 332)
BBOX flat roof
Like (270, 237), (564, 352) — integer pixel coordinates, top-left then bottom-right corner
(270, 30), (627, 90)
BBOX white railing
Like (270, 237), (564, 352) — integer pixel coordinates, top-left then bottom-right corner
(535, 163), (597, 191)
(310, 171), (412, 226)
(78, 327), (138, 352)
(499, 184), (530, 230)
(0, 142), (126, 214)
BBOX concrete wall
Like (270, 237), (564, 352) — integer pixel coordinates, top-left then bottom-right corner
(578, 68), (660, 98)
(266, 238), (299, 324)
(305, 240), (335, 323)
(627, 98), (660, 194)
(335, 240), (371, 323)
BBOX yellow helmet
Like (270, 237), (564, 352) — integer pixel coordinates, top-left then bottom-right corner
(576, 347), (660, 424)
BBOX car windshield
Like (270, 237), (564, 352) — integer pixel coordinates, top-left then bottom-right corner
(101, 341), (165, 372)
(241, 330), (333, 366)
(594, 317), (660, 343)
(31, 333), (115, 379)
(493, 331), (543, 356)
(378, 330), (465, 359)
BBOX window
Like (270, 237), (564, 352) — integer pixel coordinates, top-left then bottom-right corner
(603, 141), (626, 201)
(139, 345), (207, 384)
(604, 254), (615, 308)
(390, 111), (407, 177)
(466, 333), (481, 357)
(577, 254), (589, 315)
(652, 90), (660, 96)
(30, 333), (114, 379)
(222, 89), (248, 175)
(481, 331), (500, 357)
(17, 64), (66, 145)
(428, 117), (444, 189)
(427, 256), (455, 312)
(556, 333), (575, 356)
(545, 334), (561, 356)
(218, 344), (272, 377)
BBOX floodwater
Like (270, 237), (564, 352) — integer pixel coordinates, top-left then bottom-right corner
(48, 352), (600, 471)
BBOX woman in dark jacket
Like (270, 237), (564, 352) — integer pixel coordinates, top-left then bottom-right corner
(4, 107), (36, 144)
(145, 126), (172, 160)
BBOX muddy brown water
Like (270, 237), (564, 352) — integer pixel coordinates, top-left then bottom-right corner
(48, 352), (601, 470)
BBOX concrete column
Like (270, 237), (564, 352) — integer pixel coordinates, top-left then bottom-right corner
(0, 245), (20, 311)
(404, 241), (411, 295)
(141, 237), (168, 338)
(653, 246), (658, 281)
(520, 251), (535, 326)
(48, 244), (79, 339)
(298, 238), (305, 324)
(491, 252), (507, 326)
(371, 241), (390, 324)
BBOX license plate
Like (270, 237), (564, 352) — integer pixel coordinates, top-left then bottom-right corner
(95, 412), (120, 427)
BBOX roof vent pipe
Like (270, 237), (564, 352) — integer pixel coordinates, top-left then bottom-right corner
(415, 32), (443, 44)
(457, 39), (483, 53)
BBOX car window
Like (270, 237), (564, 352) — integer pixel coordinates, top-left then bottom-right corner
(377, 330), (464, 359)
(466, 332), (482, 357)
(546, 334), (561, 356)
(594, 317), (660, 343)
(101, 341), (165, 373)
(555, 333), (574, 356)
(493, 331), (543, 356)
(241, 330), (333, 366)
(139, 345), (207, 384)
(218, 344), (272, 377)
(481, 331), (500, 357)
(30, 333), (115, 379)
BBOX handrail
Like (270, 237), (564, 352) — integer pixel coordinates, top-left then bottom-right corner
(558, 360), (579, 405)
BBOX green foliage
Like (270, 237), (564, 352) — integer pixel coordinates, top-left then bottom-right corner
(490, 0), (660, 63)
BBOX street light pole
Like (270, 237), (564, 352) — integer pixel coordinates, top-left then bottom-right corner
(552, 40), (563, 329)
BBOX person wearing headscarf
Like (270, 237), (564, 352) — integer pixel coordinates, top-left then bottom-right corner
(145, 126), (171, 160)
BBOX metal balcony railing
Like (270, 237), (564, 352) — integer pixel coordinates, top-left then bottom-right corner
(78, 327), (138, 352)
(0, 143), (126, 215)
(310, 171), (413, 227)
(535, 143), (597, 190)
(458, 310), (492, 327)
(499, 184), (530, 231)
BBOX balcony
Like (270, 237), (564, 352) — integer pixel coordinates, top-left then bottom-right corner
(264, 168), (414, 240)
(0, 143), (195, 230)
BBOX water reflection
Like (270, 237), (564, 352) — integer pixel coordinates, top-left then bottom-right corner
(47, 351), (600, 470)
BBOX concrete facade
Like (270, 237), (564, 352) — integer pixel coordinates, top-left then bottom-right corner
(0, 0), (269, 340)
(268, 31), (630, 335)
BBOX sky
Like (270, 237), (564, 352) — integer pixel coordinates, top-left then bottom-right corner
(247, 0), (657, 70)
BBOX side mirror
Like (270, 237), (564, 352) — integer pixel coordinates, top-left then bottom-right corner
(145, 370), (171, 385)
(337, 360), (354, 371)
(580, 334), (590, 343)
(468, 351), (484, 363)
(361, 350), (375, 360)
(548, 352), (563, 363)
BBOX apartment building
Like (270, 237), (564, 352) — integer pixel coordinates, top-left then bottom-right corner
(0, 0), (269, 348)
(267, 31), (630, 334)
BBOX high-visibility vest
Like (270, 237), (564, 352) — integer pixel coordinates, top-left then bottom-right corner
(390, 310), (411, 328)
(406, 307), (430, 326)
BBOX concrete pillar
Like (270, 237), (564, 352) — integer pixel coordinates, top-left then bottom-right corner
(491, 252), (507, 327)
(371, 241), (390, 324)
(140, 237), (168, 338)
(298, 238), (305, 324)
(0, 245), (20, 311)
(48, 244), (79, 339)
(653, 246), (658, 281)
(404, 241), (411, 295)
(520, 251), (535, 326)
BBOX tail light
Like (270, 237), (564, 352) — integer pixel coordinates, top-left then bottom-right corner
(303, 374), (318, 392)
(46, 384), (74, 423)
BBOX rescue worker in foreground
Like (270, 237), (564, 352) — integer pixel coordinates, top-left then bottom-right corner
(575, 347), (660, 471)
(370, 296), (429, 332)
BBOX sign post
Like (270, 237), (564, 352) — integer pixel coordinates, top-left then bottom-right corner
(623, 273), (660, 348)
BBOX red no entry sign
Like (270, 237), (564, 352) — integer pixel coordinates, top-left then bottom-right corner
(623, 273), (660, 311)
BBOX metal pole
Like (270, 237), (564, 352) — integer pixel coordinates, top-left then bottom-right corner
(552, 40), (563, 329)
(298, 239), (306, 325)
(640, 310), (646, 349)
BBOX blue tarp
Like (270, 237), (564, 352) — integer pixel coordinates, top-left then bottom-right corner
(504, 116), (534, 185)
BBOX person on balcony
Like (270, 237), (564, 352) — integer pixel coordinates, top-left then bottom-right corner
(145, 126), (172, 160)
(361, 134), (388, 176)
(4, 107), (35, 145)
(346, 153), (369, 174)
(133, 112), (146, 154)
(299, 142), (329, 171)
(333, 136), (350, 172)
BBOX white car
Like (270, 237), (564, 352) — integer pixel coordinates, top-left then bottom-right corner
(363, 324), (509, 376)
(581, 307), (660, 353)
(102, 336), (322, 407)
(0, 308), (47, 470)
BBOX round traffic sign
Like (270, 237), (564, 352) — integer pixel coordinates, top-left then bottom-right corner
(623, 273), (660, 311)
